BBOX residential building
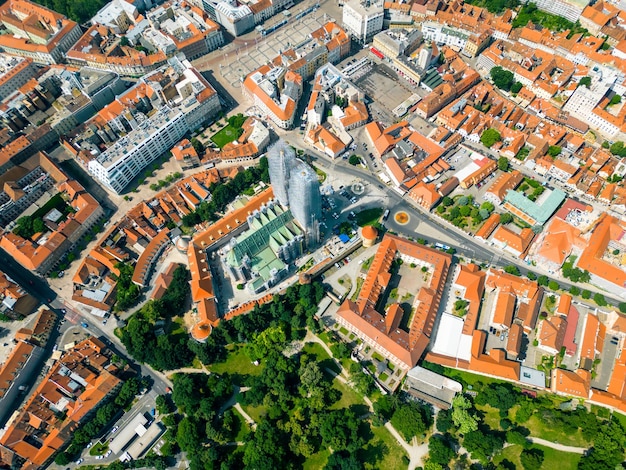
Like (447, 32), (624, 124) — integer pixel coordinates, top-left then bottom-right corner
(484, 170), (524, 205)
(342, 0), (384, 43)
(0, 0), (82, 64)
(91, 0), (139, 33)
(491, 226), (535, 257)
(337, 234), (452, 369)
(88, 106), (188, 193)
(532, 0), (589, 22)
(538, 314), (568, 355)
(0, 269), (38, 317)
(0, 55), (37, 101)
(0, 338), (123, 469)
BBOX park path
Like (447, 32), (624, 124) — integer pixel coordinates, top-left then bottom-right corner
(527, 437), (587, 454)
(234, 403), (257, 430)
(319, 350), (427, 469)
(304, 330), (348, 378)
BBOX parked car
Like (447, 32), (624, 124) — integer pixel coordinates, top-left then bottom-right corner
(81, 322), (88, 328)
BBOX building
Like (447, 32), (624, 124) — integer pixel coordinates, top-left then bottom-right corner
(0, 0), (83, 64)
(267, 140), (321, 246)
(243, 66), (302, 129)
(0, 54), (37, 101)
(503, 188), (567, 227)
(531, 0), (589, 23)
(267, 140), (296, 208)
(484, 170), (524, 206)
(0, 338), (122, 469)
(288, 159), (322, 246)
(88, 106), (188, 193)
(337, 234), (452, 369)
(225, 201), (304, 293)
(83, 57), (221, 193)
(91, 0), (139, 33)
(342, 0), (384, 43)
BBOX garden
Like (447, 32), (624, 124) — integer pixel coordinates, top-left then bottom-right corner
(435, 194), (496, 233)
(210, 114), (248, 148)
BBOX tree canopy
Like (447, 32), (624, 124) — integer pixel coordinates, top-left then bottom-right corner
(490, 67), (515, 91)
(481, 128), (502, 148)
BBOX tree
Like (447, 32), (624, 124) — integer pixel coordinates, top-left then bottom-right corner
(570, 285), (580, 296)
(619, 302), (626, 314)
(243, 420), (288, 469)
(527, 271), (537, 281)
(490, 66), (515, 91)
(581, 289), (591, 299)
(481, 128), (501, 148)
(504, 265), (521, 276)
(609, 141), (626, 157)
(319, 409), (364, 452)
(190, 137), (204, 154)
(176, 417), (201, 453)
(609, 94), (622, 106)
(537, 275), (549, 286)
(463, 429), (504, 463)
(391, 402), (433, 442)
(593, 293), (607, 306)
(500, 213), (513, 224)
(506, 429), (530, 448)
(451, 395), (478, 435)
(511, 82), (523, 94)
(120, 36), (129, 46)
(498, 157), (510, 171)
(428, 435), (455, 466)
(520, 448), (544, 470)
(547, 145), (561, 157)
(324, 451), (364, 470)
(579, 76), (591, 88)
(436, 409), (454, 433)
(54, 453), (71, 465)
(442, 196), (454, 207)
(348, 155), (360, 166)
(548, 280), (560, 291)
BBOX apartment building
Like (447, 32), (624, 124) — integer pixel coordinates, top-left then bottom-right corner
(0, 338), (122, 469)
(0, 0), (82, 64)
(88, 106), (188, 193)
(0, 54), (37, 101)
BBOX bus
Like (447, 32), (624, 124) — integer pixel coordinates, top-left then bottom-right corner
(382, 209), (390, 221)
(435, 242), (451, 251)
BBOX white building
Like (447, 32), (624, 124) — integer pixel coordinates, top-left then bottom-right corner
(530, 0), (589, 23)
(342, 0), (384, 43)
(91, 0), (139, 33)
(0, 55), (37, 101)
(421, 21), (469, 50)
(88, 106), (188, 193)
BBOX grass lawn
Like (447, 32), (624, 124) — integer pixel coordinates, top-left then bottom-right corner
(231, 407), (251, 442)
(526, 414), (590, 448)
(477, 403), (502, 430)
(303, 342), (341, 375)
(211, 125), (244, 148)
(494, 444), (580, 470)
(304, 449), (330, 470)
(359, 425), (409, 470)
(430, 364), (503, 389)
(240, 403), (267, 423)
(209, 345), (264, 379)
(356, 208), (383, 227)
(89, 442), (108, 456)
(330, 379), (364, 410)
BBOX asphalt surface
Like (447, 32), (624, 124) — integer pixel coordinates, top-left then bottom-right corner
(0, 248), (172, 397)
(310, 151), (626, 307)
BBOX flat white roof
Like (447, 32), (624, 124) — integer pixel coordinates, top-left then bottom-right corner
(431, 313), (472, 361)
(109, 414), (148, 454)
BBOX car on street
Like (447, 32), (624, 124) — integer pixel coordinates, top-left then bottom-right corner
(96, 455), (103, 460)
(105, 450), (112, 457)
(81, 322), (88, 328)
(111, 426), (119, 434)
(75, 459), (83, 465)
(61, 309), (66, 314)
(86, 442), (92, 449)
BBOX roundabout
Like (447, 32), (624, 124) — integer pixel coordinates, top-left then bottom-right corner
(394, 211), (409, 225)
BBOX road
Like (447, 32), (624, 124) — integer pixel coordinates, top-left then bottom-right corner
(0, 248), (172, 397)
(298, 141), (626, 307)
